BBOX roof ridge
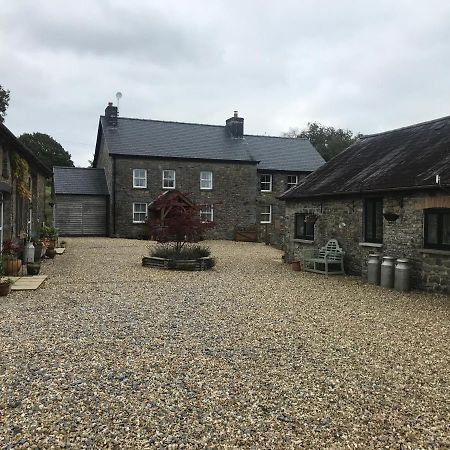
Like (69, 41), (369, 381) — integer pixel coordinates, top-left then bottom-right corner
(102, 115), (225, 129)
(362, 114), (450, 139)
(53, 166), (105, 170)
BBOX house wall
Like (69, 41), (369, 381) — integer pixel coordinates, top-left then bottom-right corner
(113, 157), (258, 239)
(284, 192), (450, 293)
(257, 171), (308, 247)
(95, 135), (113, 233)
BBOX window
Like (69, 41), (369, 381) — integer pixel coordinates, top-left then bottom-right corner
(364, 198), (383, 243)
(162, 170), (176, 189)
(424, 208), (450, 250)
(133, 169), (147, 188)
(287, 175), (298, 189)
(260, 205), (272, 223)
(260, 174), (272, 192)
(132, 203), (147, 223)
(200, 171), (213, 190)
(294, 213), (314, 240)
(200, 204), (214, 222)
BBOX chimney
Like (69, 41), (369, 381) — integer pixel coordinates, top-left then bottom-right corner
(226, 110), (244, 138)
(105, 102), (118, 127)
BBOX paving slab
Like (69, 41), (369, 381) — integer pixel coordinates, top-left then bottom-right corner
(10, 275), (48, 290)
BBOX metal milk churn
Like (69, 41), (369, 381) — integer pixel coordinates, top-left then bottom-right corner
(395, 259), (411, 292)
(380, 256), (395, 288)
(24, 241), (35, 264)
(367, 253), (381, 285)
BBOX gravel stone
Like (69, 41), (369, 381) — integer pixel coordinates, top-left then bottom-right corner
(0, 237), (449, 449)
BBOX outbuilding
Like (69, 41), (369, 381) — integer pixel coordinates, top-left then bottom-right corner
(53, 167), (109, 236)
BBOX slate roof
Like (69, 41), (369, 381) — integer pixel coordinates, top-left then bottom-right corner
(98, 116), (324, 172)
(281, 114), (450, 200)
(53, 167), (109, 195)
(0, 122), (52, 177)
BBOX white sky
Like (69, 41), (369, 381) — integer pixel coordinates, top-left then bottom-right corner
(1, 0), (450, 166)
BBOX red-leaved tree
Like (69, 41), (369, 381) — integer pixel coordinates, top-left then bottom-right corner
(147, 193), (215, 254)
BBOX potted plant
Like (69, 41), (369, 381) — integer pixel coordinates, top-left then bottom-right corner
(2, 240), (23, 276)
(27, 261), (41, 276)
(0, 257), (13, 296)
(39, 224), (59, 249)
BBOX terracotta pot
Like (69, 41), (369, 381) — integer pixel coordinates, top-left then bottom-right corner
(0, 281), (12, 296)
(291, 260), (301, 271)
(4, 258), (22, 276)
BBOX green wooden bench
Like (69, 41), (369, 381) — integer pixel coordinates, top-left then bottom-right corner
(301, 239), (345, 275)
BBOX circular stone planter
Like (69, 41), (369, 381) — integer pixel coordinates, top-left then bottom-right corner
(142, 256), (214, 271)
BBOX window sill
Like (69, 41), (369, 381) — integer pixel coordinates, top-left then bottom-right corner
(294, 239), (315, 245)
(133, 186), (147, 189)
(132, 222), (146, 224)
(260, 221), (272, 224)
(162, 187), (176, 190)
(359, 242), (383, 248)
(419, 248), (450, 256)
(260, 190), (272, 193)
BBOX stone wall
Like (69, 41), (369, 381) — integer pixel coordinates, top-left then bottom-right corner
(95, 136), (113, 234)
(256, 171), (308, 247)
(284, 192), (450, 293)
(113, 157), (258, 239)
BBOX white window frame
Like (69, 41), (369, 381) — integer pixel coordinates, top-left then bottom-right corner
(200, 204), (214, 223)
(133, 169), (147, 188)
(132, 203), (148, 223)
(162, 169), (176, 189)
(260, 205), (272, 224)
(260, 174), (272, 192)
(287, 175), (298, 189)
(200, 171), (213, 190)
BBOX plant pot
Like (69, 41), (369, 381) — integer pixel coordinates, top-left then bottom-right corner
(27, 263), (41, 276)
(291, 260), (301, 271)
(46, 248), (56, 259)
(0, 281), (12, 296)
(4, 258), (22, 276)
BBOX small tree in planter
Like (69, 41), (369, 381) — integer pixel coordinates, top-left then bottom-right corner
(145, 192), (216, 269)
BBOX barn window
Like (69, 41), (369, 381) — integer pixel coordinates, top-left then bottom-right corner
(424, 208), (450, 250)
(294, 213), (314, 240)
(364, 198), (383, 243)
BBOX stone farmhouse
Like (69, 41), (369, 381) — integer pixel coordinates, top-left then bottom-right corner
(0, 122), (51, 245)
(281, 114), (450, 292)
(54, 104), (324, 243)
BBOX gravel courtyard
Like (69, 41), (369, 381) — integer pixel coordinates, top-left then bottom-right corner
(1, 238), (449, 449)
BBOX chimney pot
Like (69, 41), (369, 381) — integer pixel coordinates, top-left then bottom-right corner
(234, 110), (238, 118)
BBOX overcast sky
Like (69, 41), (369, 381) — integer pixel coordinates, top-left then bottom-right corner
(1, 0), (450, 166)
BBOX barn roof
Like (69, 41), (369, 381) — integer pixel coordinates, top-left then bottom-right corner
(53, 167), (109, 196)
(281, 114), (450, 200)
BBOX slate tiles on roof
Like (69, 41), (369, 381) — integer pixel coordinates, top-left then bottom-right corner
(100, 116), (324, 172)
(53, 167), (109, 195)
(281, 115), (450, 199)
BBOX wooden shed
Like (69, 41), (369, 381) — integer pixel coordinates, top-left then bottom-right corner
(53, 167), (109, 236)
